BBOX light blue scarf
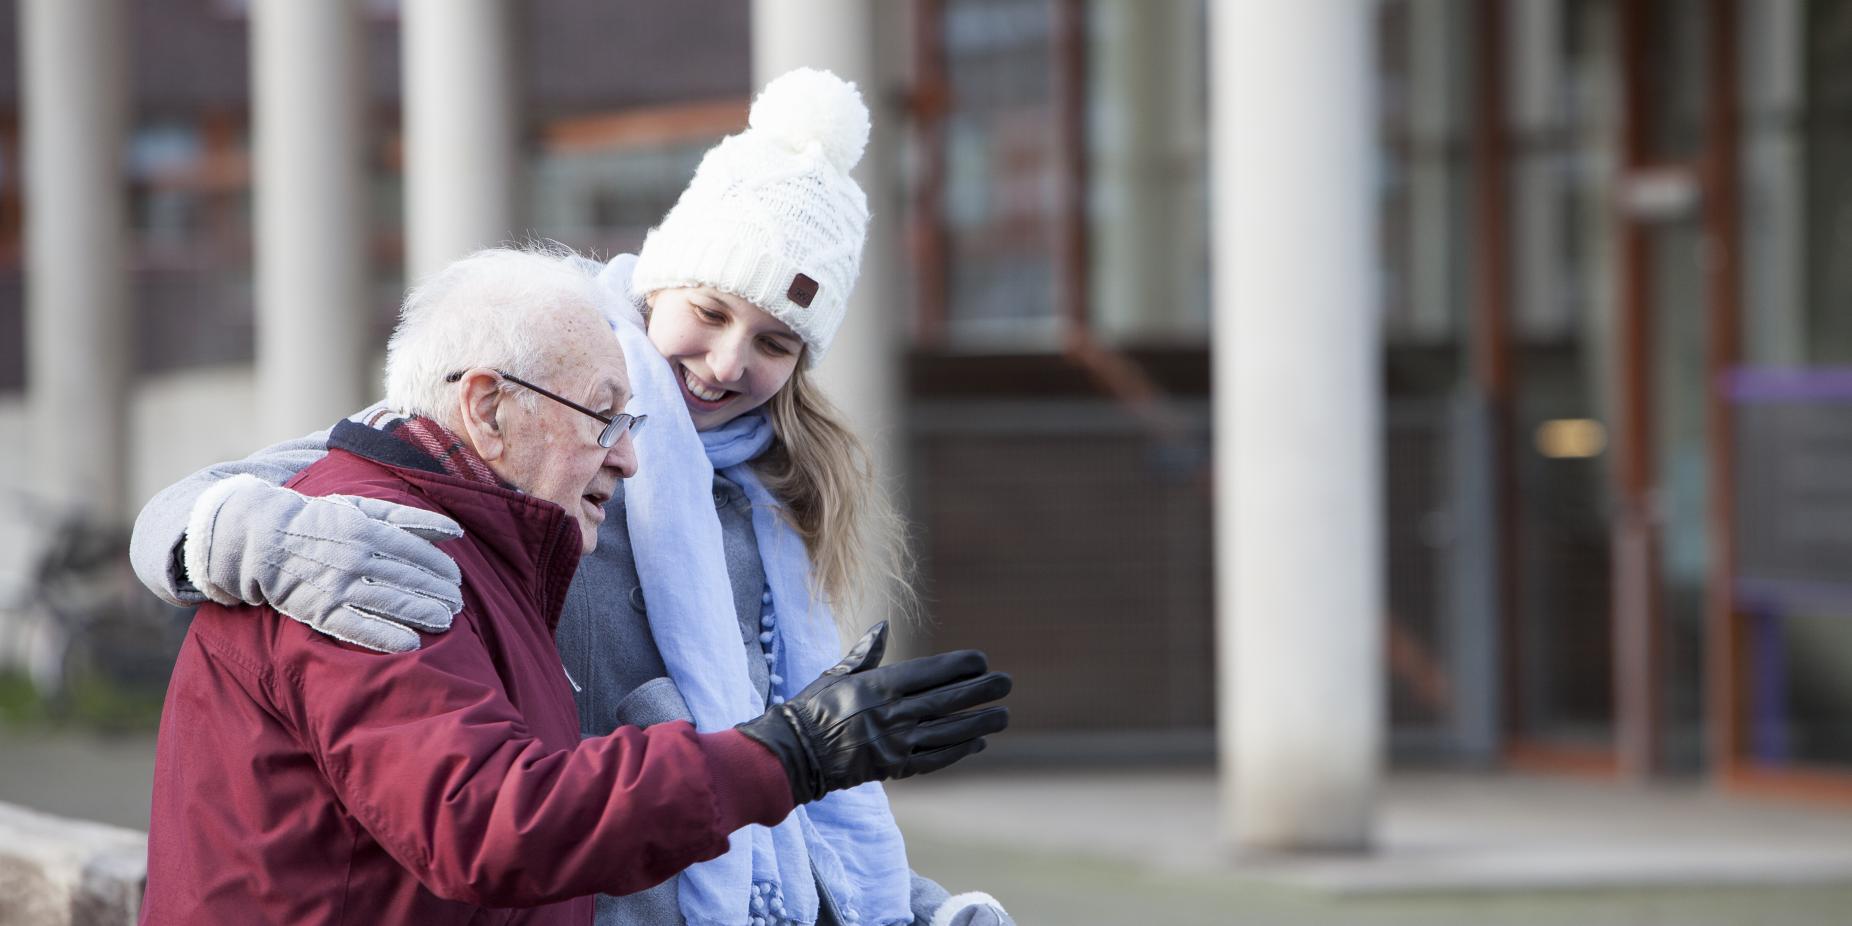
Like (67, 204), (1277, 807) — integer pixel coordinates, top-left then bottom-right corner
(587, 254), (911, 926)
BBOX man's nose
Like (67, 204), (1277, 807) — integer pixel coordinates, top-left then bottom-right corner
(606, 429), (639, 479)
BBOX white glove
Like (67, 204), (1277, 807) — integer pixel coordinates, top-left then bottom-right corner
(931, 892), (1013, 926)
(184, 474), (465, 653)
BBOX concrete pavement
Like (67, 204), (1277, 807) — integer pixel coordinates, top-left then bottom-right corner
(885, 765), (1852, 893)
(885, 764), (1852, 924)
(9, 732), (1852, 924)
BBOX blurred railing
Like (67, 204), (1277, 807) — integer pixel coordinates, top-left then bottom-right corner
(907, 394), (1481, 763)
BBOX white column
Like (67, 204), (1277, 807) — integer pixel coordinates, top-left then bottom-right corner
(21, 0), (130, 518)
(752, 1), (907, 638)
(251, 0), (368, 443)
(1211, 1), (1383, 850)
(402, 0), (517, 284)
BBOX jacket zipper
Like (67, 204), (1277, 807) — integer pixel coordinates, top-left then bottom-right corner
(563, 664), (582, 693)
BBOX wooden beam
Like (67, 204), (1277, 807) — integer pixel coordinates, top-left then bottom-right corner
(1611, 0), (1663, 782)
(538, 98), (749, 154)
(1704, 0), (1746, 787)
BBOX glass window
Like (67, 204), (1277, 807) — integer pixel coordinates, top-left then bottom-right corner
(936, 0), (1062, 348)
(1378, 0), (1473, 348)
(1506, 0), (1621, 751)
(127, 117), (260, 374)
(1798, 0), (1852, 363)
(529, 138), (713, 258)
(1083, 0), (1209, 346)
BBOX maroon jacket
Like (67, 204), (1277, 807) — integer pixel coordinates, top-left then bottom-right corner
(141, 421), (795, 925)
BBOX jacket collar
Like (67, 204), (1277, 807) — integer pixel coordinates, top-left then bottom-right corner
(329, 415), (505, 486)
(327, 418), (583, 632)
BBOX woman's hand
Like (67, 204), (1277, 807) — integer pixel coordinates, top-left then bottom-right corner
(184, 474), (465, 652)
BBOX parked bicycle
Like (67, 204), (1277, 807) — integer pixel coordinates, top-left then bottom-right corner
(0, 495), (190, 723)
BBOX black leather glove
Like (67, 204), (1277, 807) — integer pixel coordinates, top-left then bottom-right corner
(736, 621), (1012, 804)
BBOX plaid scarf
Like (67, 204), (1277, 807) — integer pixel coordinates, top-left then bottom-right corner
(355, 406), (503, 488)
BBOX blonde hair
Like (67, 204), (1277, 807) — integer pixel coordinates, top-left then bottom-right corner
(755, 364), (917, 631)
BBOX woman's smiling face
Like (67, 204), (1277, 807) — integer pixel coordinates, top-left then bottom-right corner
(645, 286), (804, 431)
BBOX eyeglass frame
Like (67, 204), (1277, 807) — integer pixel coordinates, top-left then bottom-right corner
(444, 369), (645, 449)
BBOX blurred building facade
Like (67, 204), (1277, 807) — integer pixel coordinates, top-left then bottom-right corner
(0, 0), (1847, 809)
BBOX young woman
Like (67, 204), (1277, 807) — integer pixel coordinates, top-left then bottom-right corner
(129, 69), (1012, 926)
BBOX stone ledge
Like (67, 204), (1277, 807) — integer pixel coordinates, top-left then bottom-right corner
(0, 801), (146, 926)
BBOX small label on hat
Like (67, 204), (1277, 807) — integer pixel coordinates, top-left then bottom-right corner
(787, 273), (819, 309)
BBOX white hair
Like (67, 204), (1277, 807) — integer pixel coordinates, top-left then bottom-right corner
(383, 245), (606, 427)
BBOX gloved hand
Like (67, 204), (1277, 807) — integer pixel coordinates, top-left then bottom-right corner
(183, 473), (465, 653)
(736, 621), (1011, 804)
(931, 892), (1013, 926)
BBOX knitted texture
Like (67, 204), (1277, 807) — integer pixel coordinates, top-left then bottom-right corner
(631, 68), (871, 367)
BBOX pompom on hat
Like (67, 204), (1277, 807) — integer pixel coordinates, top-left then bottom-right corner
(630, 67), (872, 368)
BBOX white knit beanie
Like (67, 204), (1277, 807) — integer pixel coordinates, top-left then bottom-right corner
(630, 67), (871, 368)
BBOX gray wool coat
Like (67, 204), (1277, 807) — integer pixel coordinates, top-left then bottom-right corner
(128, 421), (956, 926)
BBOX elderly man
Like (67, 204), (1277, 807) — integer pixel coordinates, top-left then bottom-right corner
(139, 248), (1009, 925)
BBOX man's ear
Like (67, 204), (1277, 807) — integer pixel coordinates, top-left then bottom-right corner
(454, 369), (507, 463)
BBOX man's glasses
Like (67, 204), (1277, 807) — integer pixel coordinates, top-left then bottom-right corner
(445, 369), (645, 448)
